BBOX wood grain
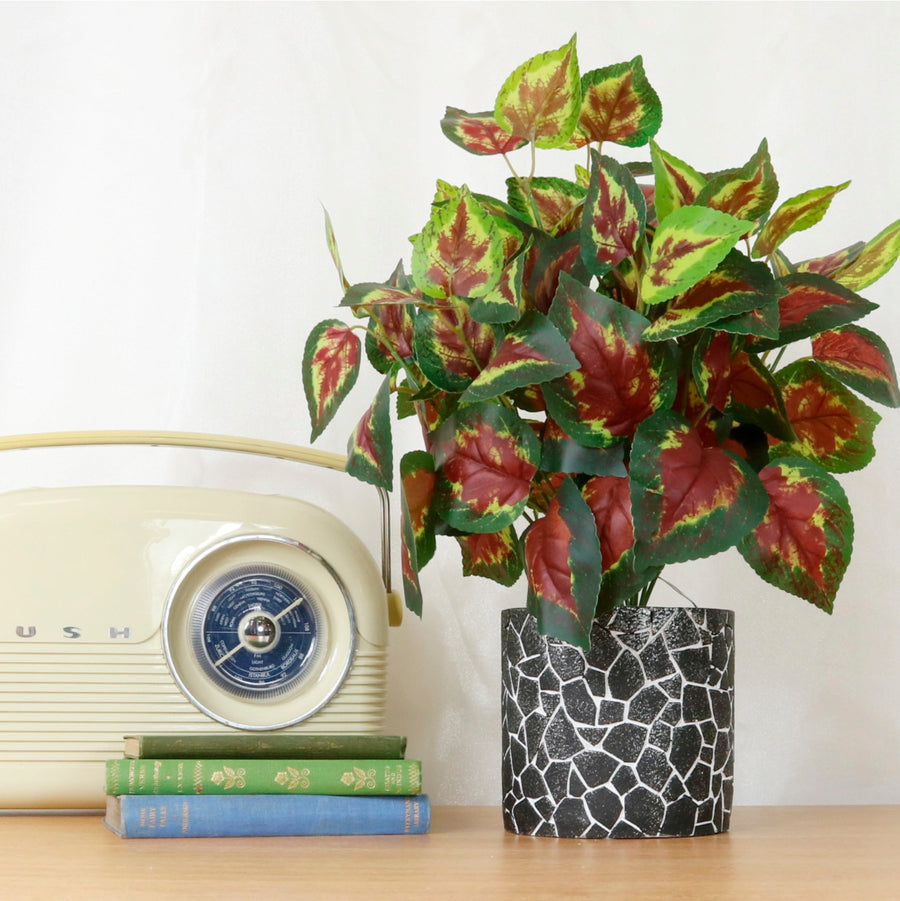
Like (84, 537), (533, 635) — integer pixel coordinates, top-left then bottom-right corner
(3, 806), (898, 899)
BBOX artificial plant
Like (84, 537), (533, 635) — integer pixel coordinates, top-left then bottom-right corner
(303, 35), (900, 648)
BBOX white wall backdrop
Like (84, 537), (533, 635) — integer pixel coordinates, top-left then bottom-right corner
(1, 1), (898, 807)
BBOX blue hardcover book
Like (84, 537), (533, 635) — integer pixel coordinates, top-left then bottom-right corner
(104, 793), (430, 838)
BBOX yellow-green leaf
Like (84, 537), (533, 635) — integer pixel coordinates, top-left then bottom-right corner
(641, 207), (749, 306)
(494, 35), (581, 149)
(752, 181), (850, 259)
(832, 218), (900, 291)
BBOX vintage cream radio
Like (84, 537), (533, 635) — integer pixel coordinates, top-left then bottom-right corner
(0, 431), (401, 809)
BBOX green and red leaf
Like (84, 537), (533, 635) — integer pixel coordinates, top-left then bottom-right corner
(413, 307), (498, 392)
(755, 272), (878, 350)
(772, 360), (882, 473)
(365, 303), (415, 374)
(580, 151), (647, 276)
(539, 418), (627, 476)
(461, 311), (579, 404)
(523, 476), (601, 648)
(630, 411), (769, 566)
(431, 402), (540, 533)
(456, 527), (524, 586)
(346, 375), (393, 490)
(507, 176), (586, 233)
(693, 334), (795, 442)
(738, 457), (853, 613)
(694, 138), (779, 223)
(796, 242), (864, 278)
(568, 55), (662, 149)
(752, 181), (850, 259)
(641, 206), (749, 306)
(469, 250), (526, 324)
(812, 325), (900, 408)
(650, 141), (706, 222)
(440, 107), (529, 156)
(495, 35), (581, 149)
(544, 274), (676, 446)
(643, 249), (783, 342)
(340, 282), (421, 309)
(303, 319), (361, 441)
(832, 217), (900, 291)
(411, 190), (504, 300)
(401, 450), (437, 571)
(323, 207), (350, 291)
(527, 230), (589, 314)
(399, 451), (436, 616)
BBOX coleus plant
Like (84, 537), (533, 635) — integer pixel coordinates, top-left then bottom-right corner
(303, 35), (900, 648)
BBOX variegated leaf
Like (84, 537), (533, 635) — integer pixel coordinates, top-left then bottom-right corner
(754, 272), (878, 350)
(544, 273), (677, 446)
(440, 107), (529, 155)
(630, 410), (769, 567)
(365, 304), (416, 374)
(693, 333), (795, 442)
(728, 353), (795, 441)
(772, 360), (881, 473)
(580, 151), (647, 276)
(506, 176), (586, 233)
(568, 55), (662, 148)
(469, 250), (526, 324)
(399, 451), (436, 616)
(643, 249), (782, 341)
(414, 307), (498, 392)
(812, 325), (900, 408)
(714, 299), (781, 340)
(528, 230), (589, 314)
(346, 375), (392, 490)
(523, 475), (601, 649)
(738, 457), (853, 613)
(401, 450), (437, 571)
(411, 190), (504, 300)
(752, 181), (850, 259)
(796, 242), (864, 278)
(302, 319), (361, 441)
(456, 527), (524, 586)
(650, 140), (706, 223)
(694, 139), (779, 223)
(323, 207), (349, 291)
(341, 282), (421, 309)
(461, 311), (579, 404)
(540, 418), (627, 476)
(432, 402), (540, 533)
(494, 35), (581, 149)
(582, 474), (656, 608)
(832, 217), (900, 291)
(641, 206), (749, 306)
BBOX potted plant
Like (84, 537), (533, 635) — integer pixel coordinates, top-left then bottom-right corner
(302, 35), (899, 838)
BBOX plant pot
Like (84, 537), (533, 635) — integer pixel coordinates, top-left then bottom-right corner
(501, 606), (734, 839)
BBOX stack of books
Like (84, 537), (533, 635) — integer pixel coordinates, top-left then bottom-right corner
(103, 733), (429, 838)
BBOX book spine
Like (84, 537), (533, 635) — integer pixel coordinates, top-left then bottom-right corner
(126, 734), (407, 760)
(105, 793), (430, 838)
(106, 758), (422, 796)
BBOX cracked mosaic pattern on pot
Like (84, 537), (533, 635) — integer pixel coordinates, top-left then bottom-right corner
(501, 607), (734, 839)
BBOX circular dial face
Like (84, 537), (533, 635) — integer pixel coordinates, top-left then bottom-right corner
(191, 566), (324, 700)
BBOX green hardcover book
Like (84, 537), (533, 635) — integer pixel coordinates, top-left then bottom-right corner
(105, 758), (422, 797)
(123, 734), (407, 760)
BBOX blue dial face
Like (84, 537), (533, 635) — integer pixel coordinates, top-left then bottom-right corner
(197, 570), (320, 696)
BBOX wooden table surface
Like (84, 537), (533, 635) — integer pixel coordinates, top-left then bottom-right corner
(2, 805), (898, 899)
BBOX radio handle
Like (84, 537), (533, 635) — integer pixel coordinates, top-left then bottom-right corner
(0, 430), (402, 626)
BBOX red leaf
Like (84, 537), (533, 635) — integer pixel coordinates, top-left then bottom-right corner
(441, 107), (528, 156)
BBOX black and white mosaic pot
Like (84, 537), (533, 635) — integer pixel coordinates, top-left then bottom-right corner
(501, 607), (734, 838)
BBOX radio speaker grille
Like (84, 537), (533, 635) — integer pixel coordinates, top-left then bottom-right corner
(0, 646), (387, 763)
